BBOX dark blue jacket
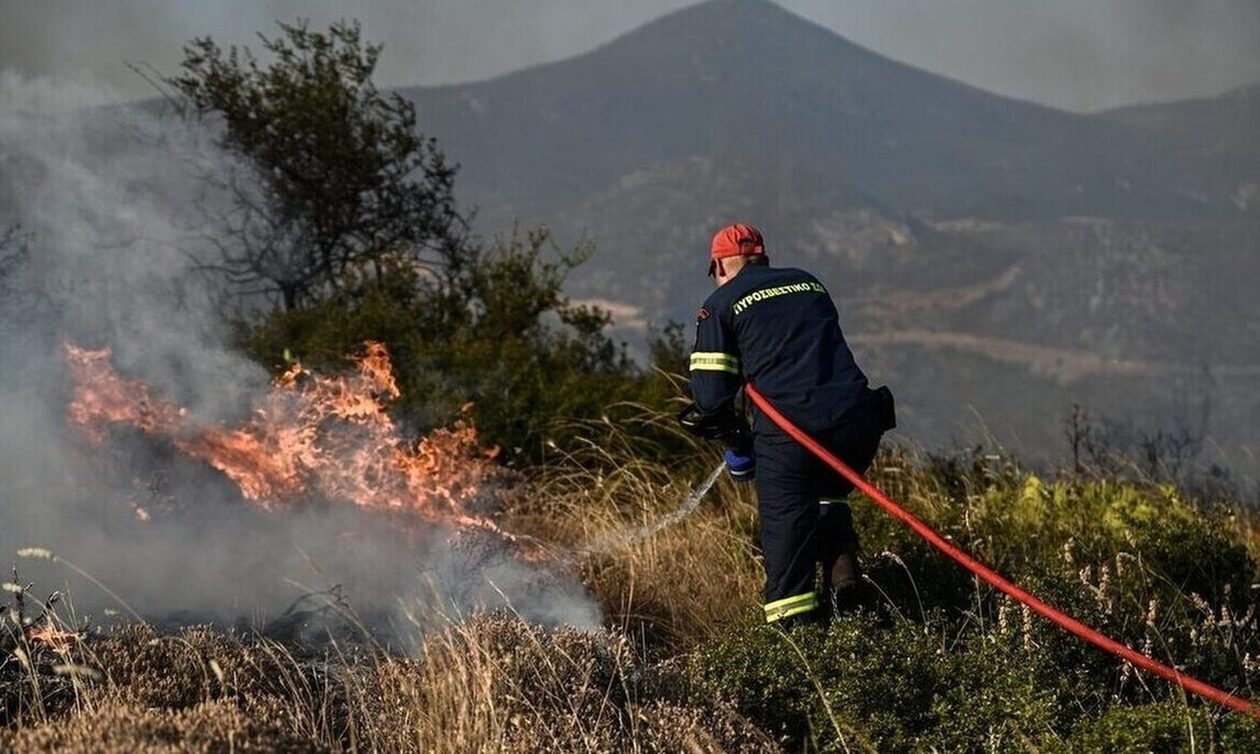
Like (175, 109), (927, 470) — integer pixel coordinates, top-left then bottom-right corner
(689, 264), (869, 436)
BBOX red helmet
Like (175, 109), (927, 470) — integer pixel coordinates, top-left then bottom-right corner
(709, 223), (766, 276)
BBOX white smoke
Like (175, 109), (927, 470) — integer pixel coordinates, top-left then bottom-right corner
(0, 72), (601, 641)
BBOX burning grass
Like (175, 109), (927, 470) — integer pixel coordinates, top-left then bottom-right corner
(64, 341), (496, 527)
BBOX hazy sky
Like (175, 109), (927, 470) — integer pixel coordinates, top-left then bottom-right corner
(3, 0), (1259, 112)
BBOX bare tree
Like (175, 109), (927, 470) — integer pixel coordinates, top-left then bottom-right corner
(1061, 383), (1226, 497)
(1063, 403), (1090, 475)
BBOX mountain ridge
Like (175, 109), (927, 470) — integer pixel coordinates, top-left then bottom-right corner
(402, 0), (1223, 222)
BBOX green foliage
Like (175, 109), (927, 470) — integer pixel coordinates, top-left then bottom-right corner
(694, 618), (1062, 753)
(692, 447), (1260, 752)
(1055, 702), (1260, 753)
(240, 227), (686, 461)
(170, 19), (465, 310)
(646, 321), (689, 378)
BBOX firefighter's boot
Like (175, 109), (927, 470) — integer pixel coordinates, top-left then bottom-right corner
(827, 541), (863, 617)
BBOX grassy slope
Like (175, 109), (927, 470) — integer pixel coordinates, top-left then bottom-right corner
(5, 409), (1260, 752)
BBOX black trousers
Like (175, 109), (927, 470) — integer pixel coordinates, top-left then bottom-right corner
(755, 398), (884, 623)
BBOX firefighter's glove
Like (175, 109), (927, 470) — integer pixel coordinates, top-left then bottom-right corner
(677, 402), (750, 447)
(724, 447), (756, 483)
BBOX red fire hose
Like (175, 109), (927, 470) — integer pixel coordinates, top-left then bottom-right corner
(744, 383), (1260, 718)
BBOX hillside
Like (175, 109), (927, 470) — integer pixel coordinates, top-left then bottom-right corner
(396, 0), (1260, 472)
(1104, 83), (1260, 160)
(7, 8), (1260, 752)
(1104, 84), (1260, 211)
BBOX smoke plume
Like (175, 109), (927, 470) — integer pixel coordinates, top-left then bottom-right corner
(0, 73), (600, 643)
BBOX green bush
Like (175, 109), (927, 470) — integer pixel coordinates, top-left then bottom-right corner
(692, 616), (1062, 753)
(1057, 701), (1260, 753)
(690, 447), (1260, 752)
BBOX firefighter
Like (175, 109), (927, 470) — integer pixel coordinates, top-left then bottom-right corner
(680, 223), (894, 627)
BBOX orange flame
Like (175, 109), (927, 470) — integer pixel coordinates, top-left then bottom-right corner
(64, 342), (499, 531)
(25, 621), (80, 651)
(64, 345), (184, 443)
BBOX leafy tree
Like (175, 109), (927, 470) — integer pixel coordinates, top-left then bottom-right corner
(169, 20), (465, 310)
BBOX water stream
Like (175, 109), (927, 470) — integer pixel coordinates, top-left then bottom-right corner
(574, 462), (727, 558)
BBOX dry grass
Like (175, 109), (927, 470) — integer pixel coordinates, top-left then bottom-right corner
(507, 406), (765, 647)
(350, 618), (774, 753)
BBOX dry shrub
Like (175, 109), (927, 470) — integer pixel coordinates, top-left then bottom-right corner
(87, 625), (258, 709)
(635, 699), (781, 754)
(18, 404), (1260, 751)
(3, 622), (354, 750)
(0, 695), (314, 753)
